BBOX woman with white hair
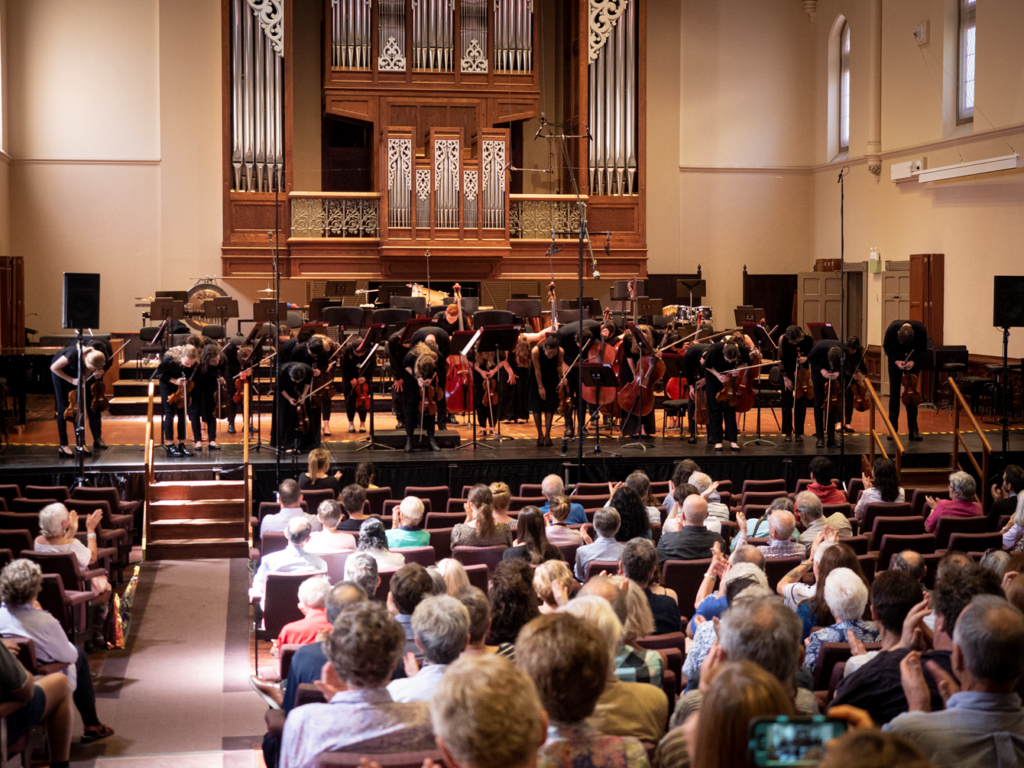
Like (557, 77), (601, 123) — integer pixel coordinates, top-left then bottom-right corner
(385, 496), (430, 549)
(35, 503), (110, 599)
(803, 567), (878, 669)
(923, 470), (983, 533)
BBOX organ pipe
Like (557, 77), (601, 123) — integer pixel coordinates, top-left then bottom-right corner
(588, 0), (636, 196)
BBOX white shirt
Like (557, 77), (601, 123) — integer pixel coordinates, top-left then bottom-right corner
(251, 544), (327, 608)
(363, 547), (405, 570)
(782, 581), (815, 612)
(0, 603), (80, 690)
(35, 537), (92, 570)
(387, 663), (449, 703)
(260, 507), (321, 538)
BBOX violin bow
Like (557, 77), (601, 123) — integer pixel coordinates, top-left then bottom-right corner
(556, 339), (592, 389)
(657, 326), (741, 353)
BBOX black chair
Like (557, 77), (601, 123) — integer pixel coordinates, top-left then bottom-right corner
(472, 310), (514, 327)
(202, 324), (226, 342)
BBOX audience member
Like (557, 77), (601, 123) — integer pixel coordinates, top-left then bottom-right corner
(385, 496), (430, 549)
(989, 464), (1023, 532)
(251, 516), (326, 607)
(582, 575), (663, 687)
(335, 484), (369, 531)
(456, 585), (499, 657)
(387, 595), (470, 703)
(891, 550), (928, 587)
(923, 471), (983, 533)
(487, 559), (541, 658)
(0, 640), (73, 767)
(343, 552), (380, 598)
(358, 517), (405, 569)
(387, 564), (434, 660)
(609, 487), (653, 542)
(663, 483), (699, 534)
(621, 538), (681, 635)
(503, 508), (563, 564)
(830, 557), (1003, 724)
(453, 484), (515, 548)
(693, 549), (768, 633)
(664, 459), (702, 515)
(854, 457), (905, 522)
(559, 596), (668, 742)
(544, 497), (591, 549)
(353, 461), (377, 490)
(797, 491), (852, 546)
(621, 470), (663, 525)
(688, 472), (730, 523)
(260, 480), (319, 537)
(298, 447), (342, 495)
(980, 549), (1011, 579)
(1006, 573), (1024, 613)
(807, 456), (848, 504)
(426, 567), (447, 595)
(730, 498), (797, 550)
(734, 507), (803, 559)
(816, 731), (933, 768)
(1001, 494), (1024, 551)
(656, 495), (725, 562)
(431, 654), (546, 768)
(841, 570), (923, 678)
(887, 595), (1024, 767)
(803, 568), (879, 669)
(303, 500), (356, 554)
(574, 507), (624, 580)
(533, 560), (576, 613)
(0, 559), (115, 743)
(36, 503), (111, 601)
(540, 475), (587, 524)
(489, 482), (517, 530)
(436, 558), (470, 595)
(279, 601), (435, 768)
(516, 612), (649, 768)
(277, 575), (332, 647)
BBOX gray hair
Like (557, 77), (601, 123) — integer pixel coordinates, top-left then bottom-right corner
(825, 567), (869, 623)
(717, 596), (802, 686)
(426, 567), (447, 595)
(593, 507), (621, 538)
(541, 474), (565, 502)
(892, 550), (926, 581)
(325, 581), (368, 623)
(285, 515), (313, 546)
(723, 562), (769, 590)
(399, 496), (425, 526)
(730, 544), (766, 571)
(980, 550), (1011, 579)
(688, 471), (712, 495)
(948, 471), (976, 501)
(795, 491), (823, 522)
(297, 575), (332, 609)
(558, 594), (623, 673)
(317, 500), (343, 528)
(412, 595), (471, 664)
(343, 552), (379, 597)
(357, 517), (389, 551)
(39, 503), (70, 538)
(325, 601), (405, 687)
(579, 576), (628, 626)
(0, 560), (43, 607)
(768, 498), (795, 514)
(769, 510), (796, 540)
(953, 595), (1024, 683)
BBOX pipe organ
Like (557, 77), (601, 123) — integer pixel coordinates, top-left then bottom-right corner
(221, 0), (647, 281)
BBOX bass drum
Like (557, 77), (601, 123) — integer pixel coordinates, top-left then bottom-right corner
(185, 280), (230, 332)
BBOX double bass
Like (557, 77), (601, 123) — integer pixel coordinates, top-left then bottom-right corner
(444, 284), (473, 415)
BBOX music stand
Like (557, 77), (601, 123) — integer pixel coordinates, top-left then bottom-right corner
(204, 297), (239, 326)
(506, 298), (542, 324)
(254, 300), (288, 322)
(638, 299), (663, 322)
(478, 324), (520, 443)
(150, 299), (185, 323)
(741, 323), (776, 447)
(391, 295), (427, 316)
(677, 278), (707, 306)
(455, 329), (490, 450)
(356, 325), (395, 451)
(734, 306), (763, 326)
(581, 364), (621, 456)
(324, 280), (355, 300)
(807, 322), (838, 342)
(660, 353), (687, 440)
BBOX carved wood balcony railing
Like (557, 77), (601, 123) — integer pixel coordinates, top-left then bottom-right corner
(290, 193), (381, 239)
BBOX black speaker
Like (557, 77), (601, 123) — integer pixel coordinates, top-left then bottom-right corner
(62, 273), (100, 329)
(994, 277), (1024, 328)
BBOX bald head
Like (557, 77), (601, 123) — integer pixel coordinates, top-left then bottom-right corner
(578, 577), (627, 625)
(730, 544), (766, 571)
(892, 550), (926, 581)
(768, 510), (796, 541)
(682, 495), (709, 526)
(541, 474), (564, 502)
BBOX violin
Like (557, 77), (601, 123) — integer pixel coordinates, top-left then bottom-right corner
(90, 380), (109, 413)
(233, 369), (251, 404)
(64, 390), (78, 422)
(850, 376), (870, 412)
(715, 374), (742, 408)
(312, 352), (339, 409)
(824, 376), (841, 421)
(557, 377), (573, 417)
(734, 343), (760, 414)
(296, 399), (309, 434)
(419, 377), (441, 416)
(168, 379), (195, 410)
(794, 366), (813, 401)
(694, 381), (710, 425)
(356, 380), (372, 411)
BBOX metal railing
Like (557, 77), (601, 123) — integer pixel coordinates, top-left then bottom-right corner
(949, 378), (992, 509)
(290, 193), (381, 239)
(865, 378), (905, 473)
(142, 380), (155, 560)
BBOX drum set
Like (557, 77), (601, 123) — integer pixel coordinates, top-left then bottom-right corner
(662, 304), (713, 325)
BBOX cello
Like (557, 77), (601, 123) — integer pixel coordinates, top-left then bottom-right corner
(444, 284), (473, 416)
(581, 308), (619, 409)
(617, 323), (666, 417)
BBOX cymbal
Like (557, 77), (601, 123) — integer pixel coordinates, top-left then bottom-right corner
(258, 287), (276, 294)
(136, 297), (155, 302)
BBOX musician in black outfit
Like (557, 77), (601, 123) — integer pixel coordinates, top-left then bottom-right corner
(280, 337), (326, 443)
(779, 325), (814, 443)
(401, 342), (441, 452)
(155, 344), (200, 457)
(340, 335), (377, 433)
(311, 335), (340, 437)
(808, 336), (866, 448)
(702, 339), (751, 451)
(682, 342), (711, 444)
(189, 344), (224, 451)
(882, 319), (928, 441)
(221, 337), (243, 434)
(619, 325), (658, 439)
(271, 361), (313, 453)
(468, 348), (500, 435)
(434, 302), (469, 336)
(529, 335), (565, 446)
(50, 341), (108, 457)
(554, 319), (600, 438)
(411, 326), (451, 429)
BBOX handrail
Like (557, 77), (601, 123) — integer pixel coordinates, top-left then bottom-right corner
(948, 378), (992, 509)
(289, 190), (383, 200)
(142, 380), (155, 560)
(243, 380), (250, 466)
(864, 378), (905, 472)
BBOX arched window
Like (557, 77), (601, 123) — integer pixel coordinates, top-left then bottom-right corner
(839, 23), (851, 151)
(958, 0), (975, 123)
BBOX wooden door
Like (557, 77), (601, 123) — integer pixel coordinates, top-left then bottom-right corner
(796, 272), (844, 330)
(881, 271), (911, 389)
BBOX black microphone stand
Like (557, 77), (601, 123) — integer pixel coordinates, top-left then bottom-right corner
(73, 329), (88, 487)
(837, 167), (848, 474)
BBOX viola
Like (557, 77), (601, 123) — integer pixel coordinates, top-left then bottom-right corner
(794, 366), (813, 401)
(296, 399), (309, 434)
(901, 372), (923, 408)
(168, 380), (194, 410)
(557, 377), (573, 417)
(356, 380), (372, 411)
(90, 380), (109, 413)
(715, 374), (742, 408)
(850, 376), (870, 412)
(582, 308), (619, 408)
(233, 369), (251, 404)
(694, 381), (710, 425)
(824, 376), (841, 420)
(64, 389), (78, 422)
(419, 378), (441, 416)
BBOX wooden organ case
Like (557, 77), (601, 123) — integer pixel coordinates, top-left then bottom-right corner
(220, 0), (648, 281)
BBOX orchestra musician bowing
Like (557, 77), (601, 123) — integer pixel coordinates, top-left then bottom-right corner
(155, 344), (200, 457)
(280, 336), (327, 441)
(401, 342), (442, 452)
(702, 338), (751, 451)
(468, 347), (500, 436)
(434, 301), (470, 336)
(779, 325), (814, 443)
(619, 324), (659, 439)
(50, 341), (108, 457)
(883, 319), (928, 441)
(553, 319), (601, 438)
(271, 361), (314, 454)
(188, 344), (224, 451)
(221, 336), (243, 434)
(807, 336), (866, 448)
(340, 334), (377, 434)
(529, 335), (565, 447)
(311, 335), (340, 437)
(682, 341), (711, 444)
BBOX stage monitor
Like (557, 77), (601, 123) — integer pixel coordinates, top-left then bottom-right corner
(994, 276), (1024, 328)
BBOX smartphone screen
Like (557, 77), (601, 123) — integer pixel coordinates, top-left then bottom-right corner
(748, 716), (847, 766)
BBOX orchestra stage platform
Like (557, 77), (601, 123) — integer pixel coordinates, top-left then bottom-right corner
(3, 430), (1022, 510)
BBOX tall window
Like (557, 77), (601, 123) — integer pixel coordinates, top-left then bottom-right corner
(958, 0), (976, 122)
(839, 23), (850, 151)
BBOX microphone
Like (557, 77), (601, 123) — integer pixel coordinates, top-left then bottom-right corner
(533, 117), (547, 141)
(591, 232), (609, 280)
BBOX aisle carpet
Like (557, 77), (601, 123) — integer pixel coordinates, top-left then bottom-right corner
(69, 559), (266, 767)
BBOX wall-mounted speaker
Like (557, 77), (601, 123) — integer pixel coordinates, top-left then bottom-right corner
(62, 273), (101, 329)
(993, 277), (1024, 329)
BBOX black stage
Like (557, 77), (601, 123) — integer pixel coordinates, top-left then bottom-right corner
(3, 430), (1022, 509)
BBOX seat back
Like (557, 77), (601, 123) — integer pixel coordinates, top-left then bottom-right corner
(0, 486), (21, 508)
(822, 502), (852, 519)
(464, 563), (488, 592)
(24, 486), (70, 502)
(260, 532), (289, 558)
(10, 499), (52, 515)
(841, 535), (870, 556)
(322, 306), (365, 330)
(428, 528), (454, 561)
(870, 516), (925, 550)
(425, 512), (464, 530)
(300, 489), (336, 512)
(740, 490), (788, 509)
(846, 478), (865, 505)
(316, 751), (445, 768)
(946, 531), (1003, 553)
(375, 568), (400, 601)
(933, 515), (988, 550)
(258, 501), (310, 523)
(571, 495), (607, 510)
(452, 546), (507, 573)
(37, 574), (75, 637)
(509, 496), (545, 511)
(764, 556), (804, 591)
(794, 478), (813, 496)
(813, 641), (882, 690)
(0, 549), (12, 569)
(21, 550), (83, 593)
(585, 560), (620, 581)
(446, 498), (463, 513)
(519, 483), (544, 497)
(650, 481), (670, 497)
(263, 572), (322, 636)
(741, 479), (787, 495)
(365, 487), (392, 516)
(741, 505), (771, 525)
(404, 486), (450, 514)
(398, 546), (436, 567)
(65, 499), (114, 531)
(661, 558), (712, 619)
(0, 514), (40, 539)
(572, 482), (610, 496)
(911, 487), (948, 518)
(71, 487), (123, 514)
(317, 552), (351, 585)
(384, 499), (432, 517)
(877, 534), (937, 571)
(556, 543), (581, 566)
(862, 503), (915, 536)
(0, 531), (34, 558)
(857, 554), (878, 584)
